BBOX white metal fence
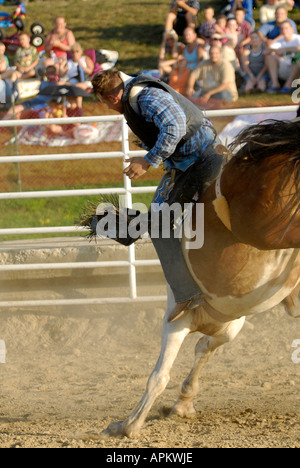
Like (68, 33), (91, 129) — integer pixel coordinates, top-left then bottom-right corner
(0, 105), (298, 308)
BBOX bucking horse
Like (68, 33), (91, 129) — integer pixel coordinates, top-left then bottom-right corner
(79, 119), (300, 438)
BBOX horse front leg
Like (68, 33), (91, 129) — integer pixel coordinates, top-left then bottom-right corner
(172, 316), (245, 418)
(103, 310), (192, 438)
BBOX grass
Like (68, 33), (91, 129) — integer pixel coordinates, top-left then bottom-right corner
(0, 182), (157, 241)
(12, 0), (300, 72)
(8, 0), (172, 73)
(0, 0), (299, 240)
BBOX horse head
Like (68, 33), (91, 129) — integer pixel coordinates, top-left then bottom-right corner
(221, 120), (300, 250)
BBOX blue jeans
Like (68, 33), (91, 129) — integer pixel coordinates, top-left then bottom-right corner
(68, 65), (85, 85)
(194, 89), (234, 102)
(151, 144), (223, 303)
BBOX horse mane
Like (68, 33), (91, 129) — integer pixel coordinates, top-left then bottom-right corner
(228, 119), (300, 230)
(229, 119), (300, 164)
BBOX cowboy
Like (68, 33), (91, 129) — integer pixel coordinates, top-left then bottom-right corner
(92, 69), (223, 321)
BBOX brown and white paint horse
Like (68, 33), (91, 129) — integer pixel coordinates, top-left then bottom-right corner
(103, 120), (300, 438)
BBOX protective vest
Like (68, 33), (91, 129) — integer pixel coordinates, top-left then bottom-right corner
(122, 74), (205, 151)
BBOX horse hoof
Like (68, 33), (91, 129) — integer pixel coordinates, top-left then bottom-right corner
(102, 420), (140, 439)
(103, 420), (125, 437)
(171, 402), (197, 419)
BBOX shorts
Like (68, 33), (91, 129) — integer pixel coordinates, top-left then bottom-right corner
(174, 12), (198, 36)
(245, 71), (269, 82)
(174, 15), (187, 36)
(278, 58), (292, 81)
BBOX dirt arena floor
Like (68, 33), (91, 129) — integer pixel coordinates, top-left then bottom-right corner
(0, 300), (299, 448)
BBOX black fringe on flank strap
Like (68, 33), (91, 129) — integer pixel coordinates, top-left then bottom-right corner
(77, 194), (143, 246)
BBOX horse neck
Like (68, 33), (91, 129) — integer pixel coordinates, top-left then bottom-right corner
(219, 154), (300, 250)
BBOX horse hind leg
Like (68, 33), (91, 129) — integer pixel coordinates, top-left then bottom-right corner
(283, 285), (300, 318)
(102, 291), (193, 438)
(171, 316), (246, 419)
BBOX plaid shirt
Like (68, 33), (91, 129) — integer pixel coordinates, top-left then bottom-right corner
(137, 87), (216, 171)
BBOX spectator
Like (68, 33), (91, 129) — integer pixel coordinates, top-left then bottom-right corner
(59, 43), (94, 88)
(168, 54), (190, 94)
(265, 21), (300, 92)
(0, 42), (19, 82)
(225, 17), (242, 49)
(183, 26), (207, 70)
(44, 99), (68, 136)
(213, 15), (228, 44)
(223, 15), (245, 68)
(242, 31), (269, 92)
(211, 34), (239, 70)
(165, 0), (200, 36)
(230, 0), (254, 27)
(58, 43), (94, 108)
(44, 65), (60, 84)
(14, 32), (39, 80)
(186, 45), (238, 102)
(0, 42), (9, 78)
(282, 59), (300, 91)
(196, 6), (216, 43)
(258, 6), (297, 45)
(2, 67), (61, 119)
(234, 8), (253, 67)
(235, 7), (253, 47)
(158, 30), (182, 79)
(62, 96), (84, 137)
(45, 16), (76, 60)
(43, 16), (76, 71)
(0, 78), (15, 111)
(44, 97), (84, 138)
(260, 0), (294, 24)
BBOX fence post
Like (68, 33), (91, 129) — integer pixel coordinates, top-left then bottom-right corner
(12, 94), (22, 192)
(122, 118), (137, 300)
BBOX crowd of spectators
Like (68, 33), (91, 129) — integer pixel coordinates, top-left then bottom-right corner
(0, 2), (300, 120)
(161, 0), (300, 105)
(0, 15), (98, 131)
(0, 16), (90, 87)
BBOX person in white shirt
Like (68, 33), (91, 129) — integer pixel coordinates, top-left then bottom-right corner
(265, 20), (300, 92)
(260, 0), (294, 24)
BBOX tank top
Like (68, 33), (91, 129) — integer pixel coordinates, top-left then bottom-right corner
(67, 60), (80, 79)
(68, 57), (88, 79)
(249, 47), (266, 75)
(52, 37), (69, 59)
(184, 44), (199, 70)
